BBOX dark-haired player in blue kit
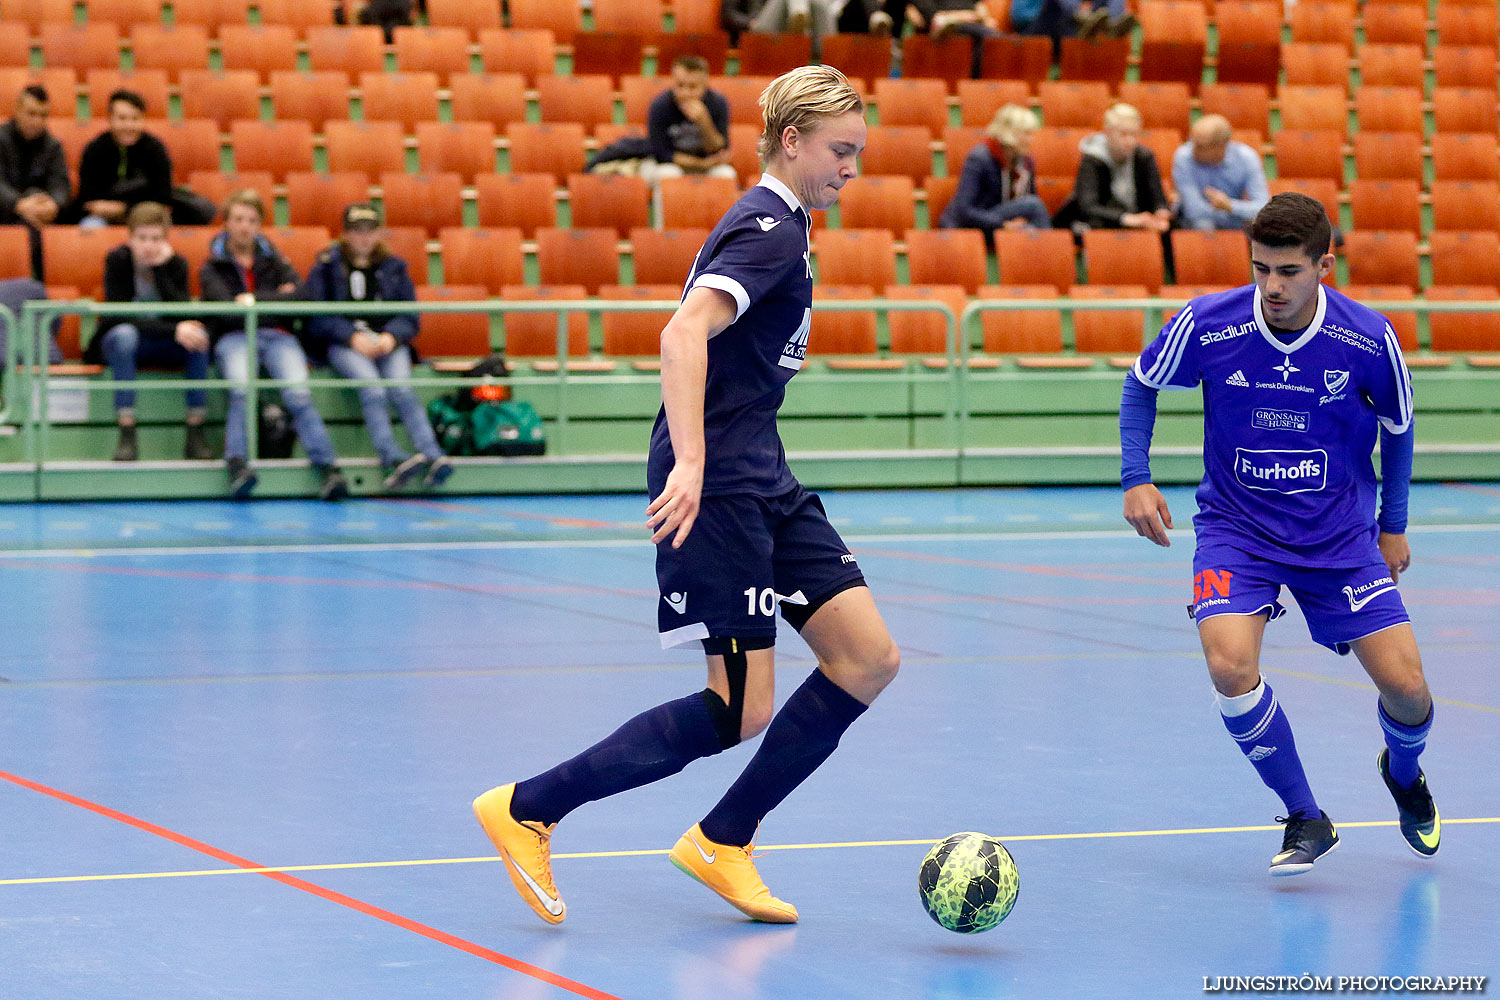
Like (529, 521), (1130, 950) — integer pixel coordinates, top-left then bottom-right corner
(1120, 193), (1440, 875)
(473, 66), (900, 925)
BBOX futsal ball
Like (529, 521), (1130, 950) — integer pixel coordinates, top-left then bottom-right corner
(918, 832), (1019, 933)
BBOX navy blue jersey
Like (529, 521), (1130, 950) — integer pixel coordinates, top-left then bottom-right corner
(647, 174), (813, 498)
(1133, 284), (1413, 567)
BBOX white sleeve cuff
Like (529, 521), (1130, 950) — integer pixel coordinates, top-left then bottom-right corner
(691, 273), (749, 322)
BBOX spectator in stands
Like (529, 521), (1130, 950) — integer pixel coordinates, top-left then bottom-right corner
(72, 90), (173, 230)
(1173, 114), (1269, 232)
(91, 202), (213, 462)
(1, 85), (69, 278)
(939, 103), (1053, 236)
(641, 55), (737, 190)
(1055, 102), (1172, 235)
(200, 190), (348, 501)
(303, 203), (452, 491)
(0, 278), (62, 366)
(909, 0), (1005, 78)
(334, 0), (413, 44)
(1012, 0), (1137, 45)
(835, 0), (900, 36)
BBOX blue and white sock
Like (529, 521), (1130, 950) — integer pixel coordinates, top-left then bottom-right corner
(1218, 679), (1320, 819)
(1379, 699), (1433, 788)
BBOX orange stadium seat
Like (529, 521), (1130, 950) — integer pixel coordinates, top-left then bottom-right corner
(264, 226), (331, 276)
(230, 120), (313, 178)
(0, 33), (27, 69)
(813, 229), (896, 292)
(807, 286), (877, 356)
(1430, 181), (1500, 233)
(128, 25), (209, 78)
(447, 73), (526, 126)
(1436, 5), (1498, 50)
(1136, 1), (1208, 90)
(1139, 129), (1182, 177)
(727, 122), (761, 181)
(359, 72), (440, 127)
(976, 285), (1064, 354)
(942, 126), (988, 165)
(1071, 285), (1148, 353)
(0, 226), (33, 279)
(1029, 128), (1090, 179)
(392, 26), (472, 80)
(1433, 47), (1499, 93)
(837, 176), (916, 236)
(536, 227), (621, 294)
(426, 0), (501, 31)
(1116, 82), (1192, 133)
(1352, 132), (1423, 182)
(150, 118), (219, 182)
(955, 80), (1032, 128)
(1288, 1), (1354, 51)
(477, 30), (556, 84)
(857, 126), (934, 184)
(1431, 134), (1500, 182)
(995, 229), (1075, 291)
(1342, 231), (1420, 290)
(1349, 179), (1422, 235)
(41, 226), (128, 296)
(1358, 45), (1424, 89)
(6, 0), (74, 31)
(900, 35), (971, 91)
(566, 173), (650, 238)
(379, 173), (464, 235)
(886, 285), (968, 354)
(619, 75), (661, 123)
(325, 121), (405, 178)
(382, 226), (429, 280)
(285, 172), (369, 230)
(172, 226), (219, 293)
(45, 286), (83, 359)
(592, 0), (665, 34)
(713, 76), (777, 125)
(1427, 286), (1500, 352)
(475, 172), (557, 235)
(737, 33), (812, 77)
(306, 27), (386, 76)
(654, 33), (729, 76)
(507, 0), (581, 45)
(187, 171), (273, 222)
(534, 74), (615, 128)
(1362, 4), (1426, 47)
(1059, 37), (1131, 87)
(873, 79), (948, 134)
(599, 284), (677, 356)
(1428, 231), (1500, 289)
(1273, 131), (1344, 185)
(177, 70), (259, 129)
(48, 119), (98, 175)
(659, 174), (739, 230)
(629, 227), (707, 286)
(1169, 230), (1251, 287)
(218, 25), (299, 79)
(1352, 88), (1423, 136)
(498, 284), (590, 356)
(416, 121), (497, 180)
(437, 227), (525, 294)
(84, 69), (169, 120)
(905, 228), (988, 294)
(979, 35), (1052, 90)
(668, 0), (721, 35)
(1212, 1), (1281, 90)
(1341, 285), (1417, 350)
(570, 34), (646, 82)
(174, 0), (244, 23)
(415, 285), (494, 358)
(1280, 43), (1349, 91)
(1037, 81), (1112, 129)
(98, 1), (165, 28)
(1268, 177), (1341, 228)
(1432, 88), (1500, 135)
(268, 71), (351, 130)
(819, 34), (892, 90)
(1083, 230), (1165, 292)
(40, 25), (121, 73)
(1277, 86), (1347, 133)
(1197, 83), (1269, 133)
(255, 0), (339, 33)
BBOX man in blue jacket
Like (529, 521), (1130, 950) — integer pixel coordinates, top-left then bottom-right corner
(303, 203), (451, 490)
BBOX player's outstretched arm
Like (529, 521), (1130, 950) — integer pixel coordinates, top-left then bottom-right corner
(1124, 483), (1174, 547)
(647, 285), (738, 549)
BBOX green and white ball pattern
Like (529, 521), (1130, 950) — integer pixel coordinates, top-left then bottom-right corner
(918, 832), (1019, 933)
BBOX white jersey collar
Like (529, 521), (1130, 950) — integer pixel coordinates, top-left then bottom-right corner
(1254, 284), (1326, 354)
(756, 172), (804, 215)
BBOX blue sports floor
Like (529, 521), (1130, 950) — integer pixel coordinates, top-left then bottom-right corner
(3, 485), (1498, 999)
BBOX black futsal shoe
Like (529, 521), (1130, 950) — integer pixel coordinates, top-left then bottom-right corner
(1378, 749), (1441, 858)
(1268, 811), (1339, 876)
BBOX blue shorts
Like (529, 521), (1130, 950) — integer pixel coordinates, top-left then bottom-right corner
(1190, 540), (1411, 655)
(655, 484), (866, 650)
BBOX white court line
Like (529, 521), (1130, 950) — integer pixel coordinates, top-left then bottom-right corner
(0, 522), (1496, 559)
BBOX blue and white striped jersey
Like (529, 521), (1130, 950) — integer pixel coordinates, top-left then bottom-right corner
(648, 173), (812, 499)
(1133, 283), (1414, 566)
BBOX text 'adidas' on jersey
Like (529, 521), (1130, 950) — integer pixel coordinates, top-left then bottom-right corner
(1133, 284), (1413, 566)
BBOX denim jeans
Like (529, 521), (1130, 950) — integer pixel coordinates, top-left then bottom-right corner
(994, 193), (1054, 230)
(214, 328), (338, 466)
(99, 323), (210, 409)
(326, 343), (442, 466)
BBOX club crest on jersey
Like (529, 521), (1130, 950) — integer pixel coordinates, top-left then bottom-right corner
(1234, 448), (1327, 494)
(1324, 370), (1349, 395)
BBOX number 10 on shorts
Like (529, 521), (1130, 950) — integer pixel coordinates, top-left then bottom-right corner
(744, 587), (777, 616)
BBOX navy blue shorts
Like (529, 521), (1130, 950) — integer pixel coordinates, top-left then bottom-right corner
(655, 484), (866, 650)
(1191, 539), (1410, 655)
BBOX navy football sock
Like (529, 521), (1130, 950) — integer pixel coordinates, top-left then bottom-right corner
(1218, 680), (1320, 820)
(510, 693), (724, 826)
(1379, 699), (1432, 788)
(699, 669), (868, 848)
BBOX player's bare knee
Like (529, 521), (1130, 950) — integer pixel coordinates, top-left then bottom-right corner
(1202, 646), (1259, 696)
(872, 637), (901, 688)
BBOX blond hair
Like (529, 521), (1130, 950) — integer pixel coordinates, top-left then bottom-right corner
(756, 65), (864, 166)
(986, 104), (1040, 149)
(1103, 102), (1142, 130)
(222, 188), (266, 222)
(125, 201), (171, 231)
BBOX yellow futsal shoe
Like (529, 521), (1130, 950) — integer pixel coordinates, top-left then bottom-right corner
(669, 824), (798, 924)
(473, 783), (565, 924)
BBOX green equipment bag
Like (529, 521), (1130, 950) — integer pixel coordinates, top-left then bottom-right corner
(426, 354), (546, 456)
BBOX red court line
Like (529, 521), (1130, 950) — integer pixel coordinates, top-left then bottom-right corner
(0, 769), (623, 1000)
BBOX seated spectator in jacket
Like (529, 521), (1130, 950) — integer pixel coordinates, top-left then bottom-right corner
(738, 0), (841, 54)
(1, 85), (70, 278)
(1012, 0), (1136, 47)
(200, 190), (347, 501)
(1056, 103), (1172, 234)
(0, 277), (62, 366)
(334, 0), (412, 43)
(910, 0), (1004, 78)
(90, 202), (213, 462)
(72, 90), (173, 229)
(940, 103), (1053, 236)
(303, 203), (452, 491)
(642, 56), (737, 189)
(1172, 114), (1269, 231)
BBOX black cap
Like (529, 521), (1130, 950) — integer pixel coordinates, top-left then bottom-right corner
(342, 203), (381, 231)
